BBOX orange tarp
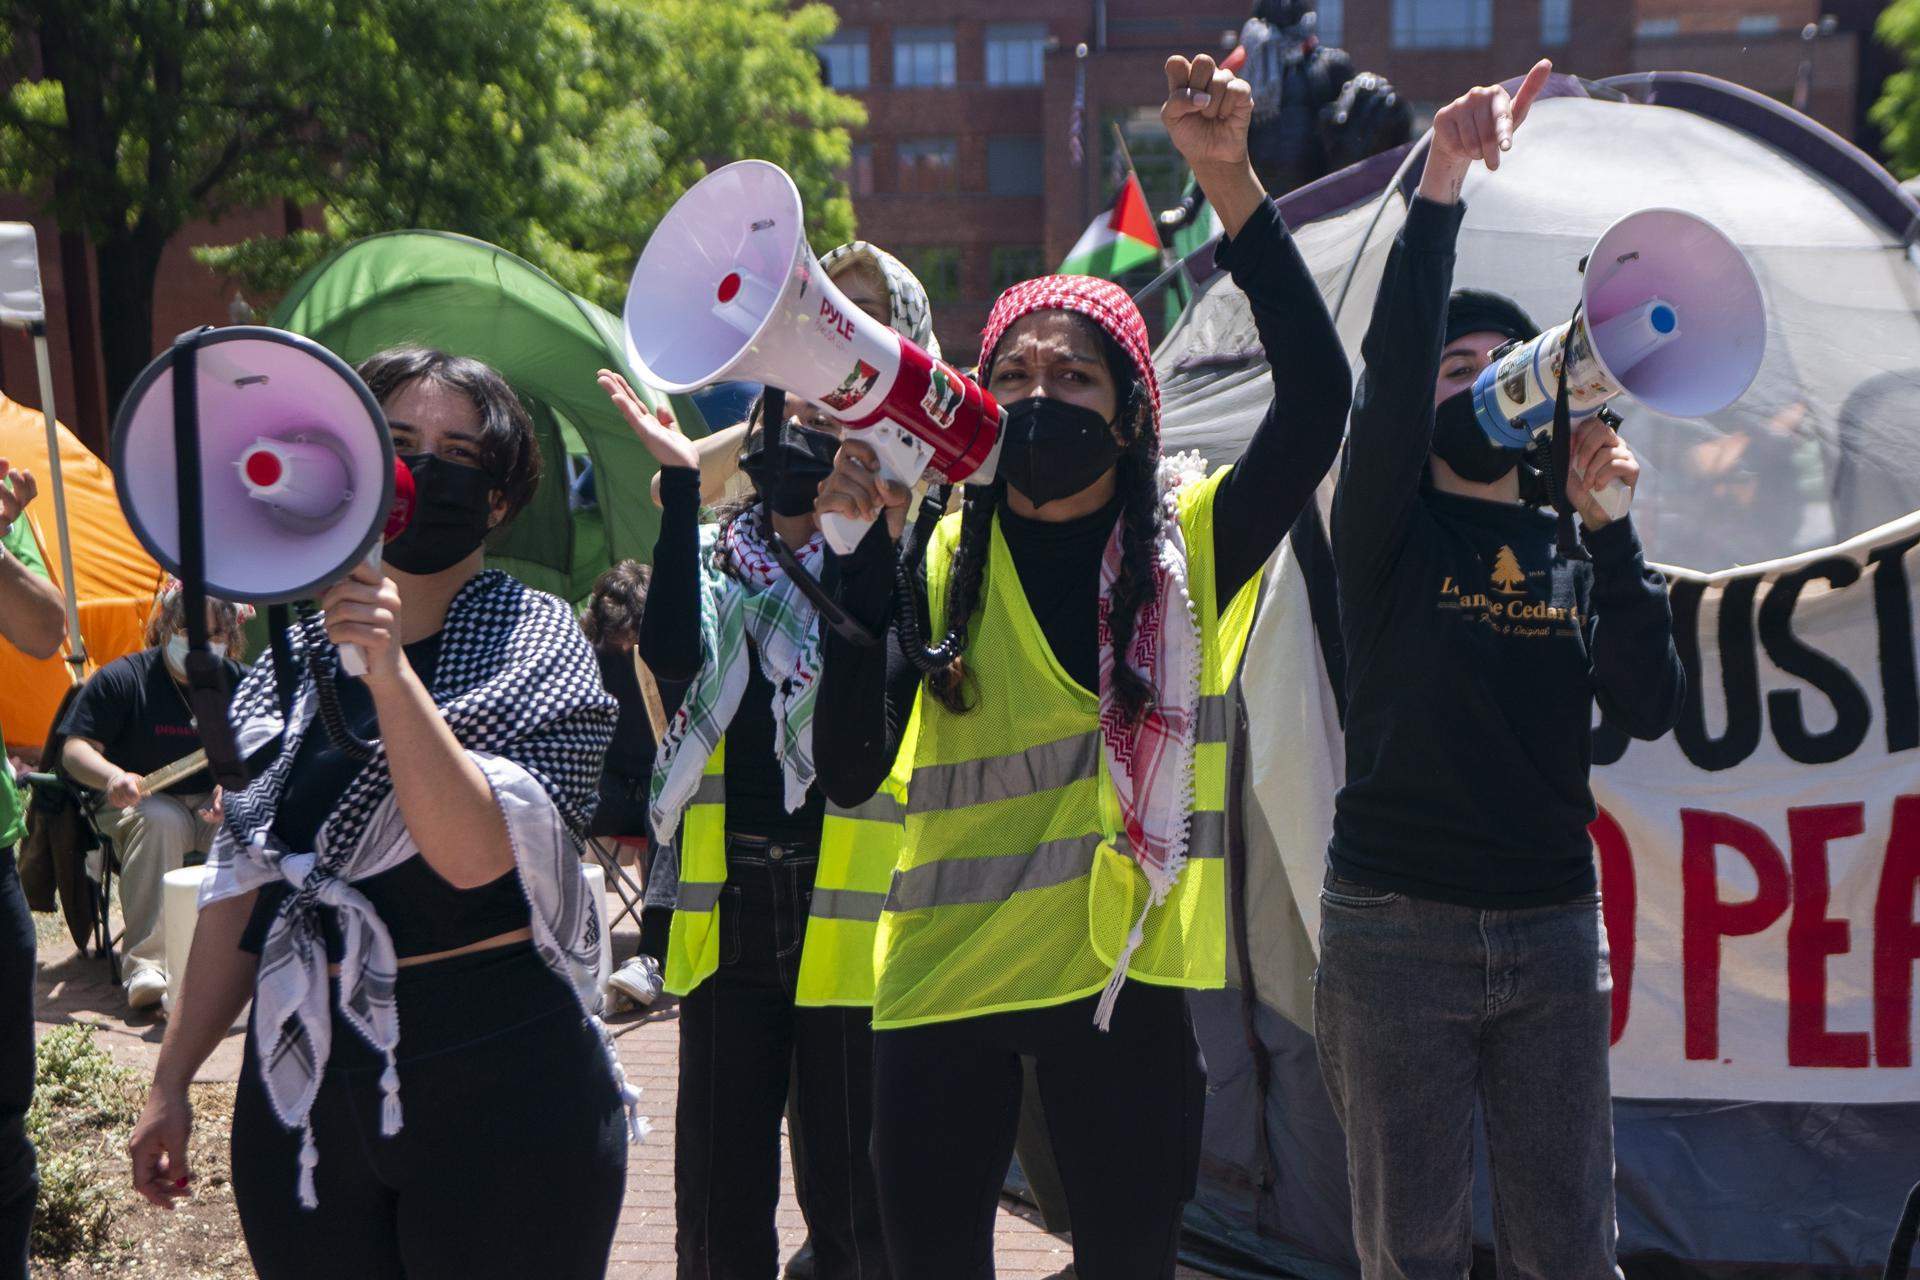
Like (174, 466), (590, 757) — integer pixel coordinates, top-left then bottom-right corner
(0, 391), (162, 756)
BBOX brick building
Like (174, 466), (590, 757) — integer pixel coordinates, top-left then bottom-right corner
(821, 0), (1877, 363)
(0, 1), (1888, 444)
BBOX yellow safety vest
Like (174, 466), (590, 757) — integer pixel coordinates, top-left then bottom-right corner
(871, 466), (1259, 1030)
(663, 733), (912, 1007)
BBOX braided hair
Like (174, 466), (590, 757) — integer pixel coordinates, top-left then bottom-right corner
(927, 320), (1164, 724)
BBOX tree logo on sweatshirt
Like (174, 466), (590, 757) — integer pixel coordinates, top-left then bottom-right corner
(1489, 546), (1528, 595)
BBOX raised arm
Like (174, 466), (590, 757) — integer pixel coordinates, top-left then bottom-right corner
(0, 464), (67, 660)
(602, 370), (705, 683)
(1161, 56), (1354, 601)
(1332, 61), (1552, 590)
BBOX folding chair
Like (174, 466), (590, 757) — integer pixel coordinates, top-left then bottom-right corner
(23, 771), (122, 983)
(583, 834), (647, 936)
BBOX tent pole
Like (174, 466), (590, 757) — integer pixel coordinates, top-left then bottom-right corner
(28, 321), (84, 675)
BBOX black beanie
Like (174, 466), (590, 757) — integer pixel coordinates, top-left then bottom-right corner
(1445, 289), (1538, 347)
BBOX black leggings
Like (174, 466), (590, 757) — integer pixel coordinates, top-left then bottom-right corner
(232, 943), (628, 1279)
(870, 982), (1206, 1280)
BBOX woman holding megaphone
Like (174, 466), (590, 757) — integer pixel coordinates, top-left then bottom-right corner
(1317, 62), (1682, 1277)
(599, 241), (939, 1280)
(128, 349), (636, 1279)
(812, 54), (1350, 1278)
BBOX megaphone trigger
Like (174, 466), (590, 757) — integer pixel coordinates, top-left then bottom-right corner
(337, 458), (416, 679)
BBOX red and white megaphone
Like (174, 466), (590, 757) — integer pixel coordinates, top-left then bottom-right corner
(623, 159), (1002, 554)
(1469, 207), (1766, 520)
(113, 327), (415, 675)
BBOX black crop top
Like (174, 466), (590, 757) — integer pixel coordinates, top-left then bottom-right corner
(238, 631), (531, 960)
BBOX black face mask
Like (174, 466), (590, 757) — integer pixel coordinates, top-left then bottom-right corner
(999, 397), (1122, 509)
(1431, 390), (1526, 485)
(384, 453), (497, 575)
(740, 420), (838, 517)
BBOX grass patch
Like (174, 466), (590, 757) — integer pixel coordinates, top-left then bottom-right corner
(27, 1026), (140, 1263)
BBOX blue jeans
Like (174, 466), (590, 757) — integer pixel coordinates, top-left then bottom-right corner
(1313, 872), (1623, 1280)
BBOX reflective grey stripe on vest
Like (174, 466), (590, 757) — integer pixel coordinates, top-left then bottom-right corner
(1196, 692), (1236, 746)
(907, 731), (1101, 817)
(690, 773), (727, 807)
(676, 881), (725, 914)
(829, 792), (906, 824)
(809, 886), (887, 923)
(906, 694), (1237, 819)
(886, 812), (1228, 914)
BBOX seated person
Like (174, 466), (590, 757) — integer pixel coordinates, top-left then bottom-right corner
(59, 583), (249, 1011)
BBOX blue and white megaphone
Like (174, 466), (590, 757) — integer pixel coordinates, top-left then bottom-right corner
(1468, 207), (1766, 519)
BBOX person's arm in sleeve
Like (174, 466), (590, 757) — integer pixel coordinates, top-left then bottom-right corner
(636, 466), (705, 683)
(815, 520), (921, 808)
(1329, 197), (1464, 589)
(0, 468), (65, 660)
(1332, 61), (1554, 591)
(1583, 517), (1684, 739)
(1209, 195), (1353, 600)
(1156, 52), (1351, 600)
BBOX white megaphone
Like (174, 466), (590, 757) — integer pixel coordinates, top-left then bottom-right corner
(113, 327), (414, 675)
(624, 159), (1002, 554)
(1468, 207), (1766, 520)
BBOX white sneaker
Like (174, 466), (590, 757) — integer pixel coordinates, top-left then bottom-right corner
(126, 968), (168, 1012)
(606, 955), (664, 1011)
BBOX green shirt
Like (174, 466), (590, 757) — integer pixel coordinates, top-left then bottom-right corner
(0, 519), (49, 848)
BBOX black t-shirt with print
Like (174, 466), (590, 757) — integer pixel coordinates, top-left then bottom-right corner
(59, 648), (248, 795)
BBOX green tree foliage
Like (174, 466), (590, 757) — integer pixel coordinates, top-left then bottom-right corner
(1875, 0), (1920, 176)
(0, 0), (861, 410)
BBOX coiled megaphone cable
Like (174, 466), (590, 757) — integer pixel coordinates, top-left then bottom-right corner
(894, 481), (976, 674)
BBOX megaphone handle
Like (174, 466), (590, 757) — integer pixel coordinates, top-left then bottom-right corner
(820, 426), (934, 556)
(1592, 477), (1632, 523)
(336, 544), (381, 677)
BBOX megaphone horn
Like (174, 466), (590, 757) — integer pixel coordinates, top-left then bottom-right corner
(623, 159), (1003, 554)
(113, 326), (401, 607)
(1469, 207), (1767, 520)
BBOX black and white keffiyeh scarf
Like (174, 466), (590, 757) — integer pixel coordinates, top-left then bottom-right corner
(201, 570), (642, 1208)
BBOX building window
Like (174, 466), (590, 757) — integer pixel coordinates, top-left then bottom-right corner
(1315, 0), (1344, 46)
(987, 136), (1044, 196)
(901, 247), (962, 304)
(1390, 0), (1491, 49)
(847, 144), (873, 197)
(1541, 0), (1571, 45)
(1736, 15), (1781, 36)
(817, 28), (869, 90)
(985, 22), (1048, 86)
(991, 246), (1045, 294)
(897, 138), (959, 194)
(1636, 17), (1681, 38)
(893, 25), (956, 88)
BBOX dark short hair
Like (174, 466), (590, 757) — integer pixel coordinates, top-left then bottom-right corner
(354, 347), (542, 524)
(581, 559), (653, 654)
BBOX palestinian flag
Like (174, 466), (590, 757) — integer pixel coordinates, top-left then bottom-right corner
(1059, 172), (1161, 279)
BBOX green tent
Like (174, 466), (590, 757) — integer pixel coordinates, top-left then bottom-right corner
(273, 230), (707, 602)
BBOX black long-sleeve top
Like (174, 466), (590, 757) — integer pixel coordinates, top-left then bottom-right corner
(1329, 196), (1686, 907)
(815, 196), (1353, 806)
(638, 467), (827, 842)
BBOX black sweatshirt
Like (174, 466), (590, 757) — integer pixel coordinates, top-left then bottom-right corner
(1329, 196), (1685, 907)
(638, 467), (827, 843)
(815, 196), (1353, 806)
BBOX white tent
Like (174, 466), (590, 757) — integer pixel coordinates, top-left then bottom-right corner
(1156, 73), (1920, 1277)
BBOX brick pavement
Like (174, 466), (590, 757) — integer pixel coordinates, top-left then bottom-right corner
(33, 883), (1205, 1278)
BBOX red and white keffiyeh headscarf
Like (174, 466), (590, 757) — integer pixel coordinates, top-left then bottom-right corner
(981, 276), (1204, 1030)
